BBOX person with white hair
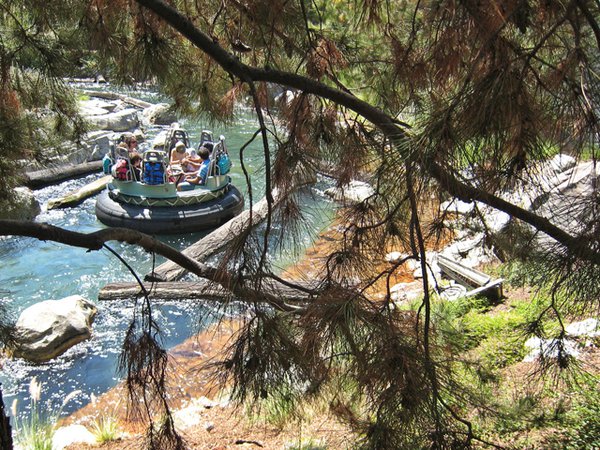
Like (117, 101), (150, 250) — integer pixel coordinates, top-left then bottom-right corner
(169, 140), (187, 172)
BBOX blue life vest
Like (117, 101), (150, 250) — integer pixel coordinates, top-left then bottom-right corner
(217, 153), (231, 174)
(144, 161), (165, 185)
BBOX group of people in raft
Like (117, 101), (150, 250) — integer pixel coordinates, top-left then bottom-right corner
(113, 135), (217, 191)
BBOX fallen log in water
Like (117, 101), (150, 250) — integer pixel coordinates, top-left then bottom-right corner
(98, 279), (315, 302)
(46, 175), (112, 210)
(99, 281), (227, 301)
(82, 90), (153, 109)
(24, 161), (103, 189)
(146, 189), (282, 282)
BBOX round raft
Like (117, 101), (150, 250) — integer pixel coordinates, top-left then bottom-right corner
(95, 183), (244, 234)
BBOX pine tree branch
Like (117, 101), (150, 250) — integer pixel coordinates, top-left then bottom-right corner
(132, 0), (600, 270)
(0, 220), (300, 312)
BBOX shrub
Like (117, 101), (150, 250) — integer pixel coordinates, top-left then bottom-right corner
(90, 415), (119, 444)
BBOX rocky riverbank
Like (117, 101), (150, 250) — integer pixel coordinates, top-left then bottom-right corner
(3, 85), (178, 220)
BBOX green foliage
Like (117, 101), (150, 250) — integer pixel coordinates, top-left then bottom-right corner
(258, 386), (302, 428)
(284, 437), (327, 450)
(563, 397), (600, 449)
(579, 145), (599, 162)
(0, 1), (90, 198)
(499, 260), (539, 287)
(90, 415), (119, 444)
(1, 0), (599, 449)
(483, 375), (600, 449)
(495, 393), (545, 434)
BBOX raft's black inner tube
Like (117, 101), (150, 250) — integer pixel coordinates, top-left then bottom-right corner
(95, 185), (244, 234)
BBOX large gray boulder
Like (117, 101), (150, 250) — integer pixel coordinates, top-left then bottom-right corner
(13, 295), (97, 363)
(24, 130), (114, 172)
(142, 103), (178, 125)
(0, 187), (40, 220)
(78, 98), (118, 116)
(324, 180), (375, 203)
(85, 108), (140, 132)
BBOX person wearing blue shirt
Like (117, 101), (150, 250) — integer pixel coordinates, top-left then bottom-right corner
(177, 147), (211, 190)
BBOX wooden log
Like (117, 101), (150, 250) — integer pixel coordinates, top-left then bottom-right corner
(82, 90), (153, 109)
(24, 161), (103, 189)
(47, 175), (112, 210)
(99, 281), (228, 301)
(437, 255), (491, 288)
(98, 279), (314, 302)
(146, 189), (282, 282)
(437, 254), (504, 301)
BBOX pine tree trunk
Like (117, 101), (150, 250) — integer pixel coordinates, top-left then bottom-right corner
(0, 385), (13, 450)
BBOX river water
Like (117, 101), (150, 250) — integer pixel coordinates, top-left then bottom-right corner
(0, 84), (335, 420)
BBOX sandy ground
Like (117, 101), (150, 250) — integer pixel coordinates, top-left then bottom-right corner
(64, 322), (355, 449)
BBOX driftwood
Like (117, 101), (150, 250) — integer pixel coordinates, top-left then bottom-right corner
(99, 279), (315, 302)
(146, 189), (282, 282)
(24, 161), (103, 189)
(99, 280), (228, 300)
(83, 90), (153, 109)
(47, 175), (111, 210)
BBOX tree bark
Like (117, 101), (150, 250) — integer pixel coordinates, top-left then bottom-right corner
(99, 280), (314, 302)
(146, 189), (282, 282)
(99, 281), (228, 300)
(0, 220), (301, 312)
(0, 385), (13, 450)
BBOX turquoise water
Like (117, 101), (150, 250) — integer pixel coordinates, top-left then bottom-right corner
(0, 85), (334, 418)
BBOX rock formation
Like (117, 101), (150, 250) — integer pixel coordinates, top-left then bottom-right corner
(12, 295), (97, 363)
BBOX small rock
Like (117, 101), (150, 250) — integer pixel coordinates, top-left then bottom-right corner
(142, 103), (178, 126)
(549, 153), (576, 174)
(441, 234), (485, 261)
(440, 199), (474, 215)
(479, 207), (512, 234)
(412, 263), (441, 284)
(205, 421), (215, 432)
(390, 281), (423, 304)
(523, 337), (580, 362)
(173, 404), (202, 430)
(385, 251), (408, 264)
(565, 318), (599, 337)
(405, 258), (421, 271)
(52, 424), (96, 450)
(324, 180), (375, 203)
(197, 396), (217, 409)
